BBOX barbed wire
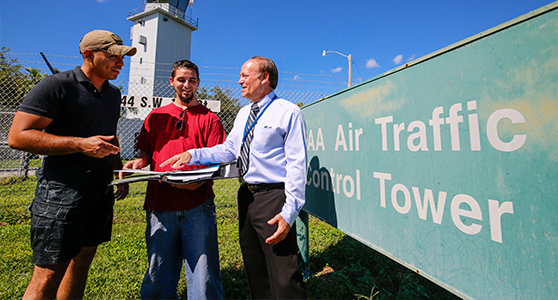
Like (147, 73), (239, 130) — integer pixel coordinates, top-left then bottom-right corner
(9, 52), (349, 90)
(10, 53), (80, 59)
(11, 52), (347, 79)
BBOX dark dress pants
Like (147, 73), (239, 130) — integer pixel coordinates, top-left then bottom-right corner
(238, 184), (307, 300)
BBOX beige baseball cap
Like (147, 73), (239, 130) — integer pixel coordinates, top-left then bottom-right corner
(79, 30), (137, 56)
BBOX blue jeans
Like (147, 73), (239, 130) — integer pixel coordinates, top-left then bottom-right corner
(141, 197), (223, 300)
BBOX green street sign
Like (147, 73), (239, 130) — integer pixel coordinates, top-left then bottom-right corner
(302, 3), (557, 299)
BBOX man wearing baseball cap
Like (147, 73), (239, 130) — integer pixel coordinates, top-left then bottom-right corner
(79, 29), (137, 56)
(8, 29), (135, 300)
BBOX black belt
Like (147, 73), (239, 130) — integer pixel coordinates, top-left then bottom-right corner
(243, 182), (284, 192)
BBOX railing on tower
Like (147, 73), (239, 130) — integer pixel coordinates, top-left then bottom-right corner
(128, 0), (199, 28)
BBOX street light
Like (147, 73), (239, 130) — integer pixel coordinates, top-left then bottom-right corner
(322, 49), (352, 87)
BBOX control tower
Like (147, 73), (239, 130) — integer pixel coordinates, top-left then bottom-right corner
(127, 0), (198, 98)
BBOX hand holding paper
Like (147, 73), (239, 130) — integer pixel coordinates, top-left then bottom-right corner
(119, 158), (149, 179)
(160, 151), (193, 169)
(111, 162), (238, 186)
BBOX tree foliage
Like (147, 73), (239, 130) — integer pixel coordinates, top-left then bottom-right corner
(0, 48), (49, 110)
(25, 67), (48, 84)
(0, 47), (28, 110)
(197, 86), (242, 134)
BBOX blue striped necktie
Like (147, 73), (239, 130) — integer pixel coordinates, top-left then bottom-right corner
(239, 102), (260, 176)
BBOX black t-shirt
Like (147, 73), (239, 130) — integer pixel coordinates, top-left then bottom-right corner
(18, 66), (121, 187)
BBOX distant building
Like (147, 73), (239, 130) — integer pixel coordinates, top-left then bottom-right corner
(121, 1), (198, 158)
(127, 0), (198, 100)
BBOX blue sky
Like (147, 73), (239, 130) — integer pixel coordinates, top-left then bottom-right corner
(0, 0), (555, 92)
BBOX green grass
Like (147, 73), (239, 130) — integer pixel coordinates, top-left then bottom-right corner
(0, 176), (36, 225)
(0, 157), (42, 173)
(0, 177), (460, 299)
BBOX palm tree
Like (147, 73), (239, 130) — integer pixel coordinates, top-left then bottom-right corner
(24, 67), (48, 85)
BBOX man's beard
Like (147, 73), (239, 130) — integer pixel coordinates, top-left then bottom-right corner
(178, 92), (194, 104)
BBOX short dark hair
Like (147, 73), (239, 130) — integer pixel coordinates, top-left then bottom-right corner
(171, 60), (199, 79)
(251, 56), (278, 89)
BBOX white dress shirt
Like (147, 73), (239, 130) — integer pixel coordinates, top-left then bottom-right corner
(189, 92), (307, 226)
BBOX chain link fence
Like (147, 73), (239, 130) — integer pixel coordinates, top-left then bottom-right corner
(0, 74), (327, 224)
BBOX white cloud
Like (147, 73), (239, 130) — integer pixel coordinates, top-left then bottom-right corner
(97, 0), (106, 2)
(407, 54), (416, 62)
(365, 59), (379, 69)
(393, 54), (403, 65)
(293, 75), (301, 81)
(331, 67), (343, 73)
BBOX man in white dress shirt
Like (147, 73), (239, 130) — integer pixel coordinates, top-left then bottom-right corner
(162, 56), (307, 299)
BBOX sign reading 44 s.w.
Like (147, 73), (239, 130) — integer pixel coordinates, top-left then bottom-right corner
(120, 95), (221, 112)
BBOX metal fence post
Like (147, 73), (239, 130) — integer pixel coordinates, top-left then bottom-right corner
(296, 210), (309, 279)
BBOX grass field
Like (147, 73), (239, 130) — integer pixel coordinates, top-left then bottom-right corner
(0, 177), (460, 299)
